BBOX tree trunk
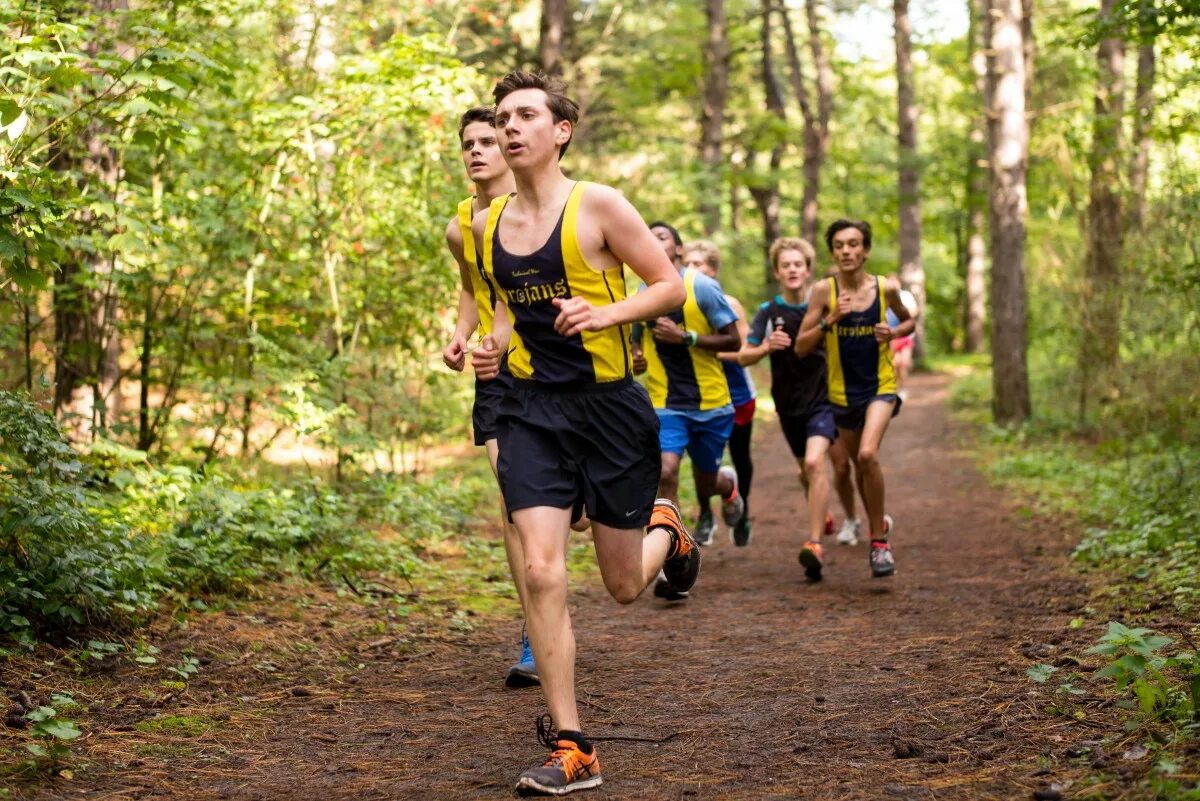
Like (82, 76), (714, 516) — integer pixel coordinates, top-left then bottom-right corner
(1081, 0), (1125, 402)
(806, 0), (832, 244)
(894, 0), (925, 354)
(987, 0), (1031, 424)
(750, 0), (786, 288)
(698, 0), (730, 235)
(539, 0), (569, 76)
(1129, 37), (1155, 231)
(964, 0), (988, 353)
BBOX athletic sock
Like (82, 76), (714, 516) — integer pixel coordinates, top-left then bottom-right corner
(556, 729), (593, 755)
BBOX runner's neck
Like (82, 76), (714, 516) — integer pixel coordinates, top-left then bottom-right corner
(780, 286), (805, 306)
(510, 163), (573, 214)
(838, 268), (874, 292)
(474, 173), (516, 214)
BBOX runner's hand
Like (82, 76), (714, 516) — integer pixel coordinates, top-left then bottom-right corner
(552, 296), (613, 336)
(442, 333), (468, 372)
(632, 347), (647, 374)
(874, 323), (895, 344)
(651, 317), (685, 345)
(473, 335), (501, 380)
(831, 288), (854, 322)
(767, 328), (792, 352)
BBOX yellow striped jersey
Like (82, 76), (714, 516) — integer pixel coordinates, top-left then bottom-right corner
(457, 196), (499, 336)
(481, 181), (631, 384)
(824, 275), (897, 407)
(638, 268), (735, 411)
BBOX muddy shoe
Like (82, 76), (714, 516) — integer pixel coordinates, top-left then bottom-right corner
(869, 539), (895, 578)
(798, 540), (825, 582)
(516, 716), (602, 796)
(731, 514), (752, 547)
(653, 499), (700, 594)
(693, 508), (716, 547)
(505, 625), (539, 689)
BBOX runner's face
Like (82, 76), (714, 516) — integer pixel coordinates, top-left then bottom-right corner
(774, 249), (810, 291)
(460, 121), (507, 183)
(683, 251), (716, 279)
(495, 88), (570, 168)
(831, 228), (869, 273)
(651, 226), (680, 264)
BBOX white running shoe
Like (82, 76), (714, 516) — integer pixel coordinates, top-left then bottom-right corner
(717, 465), (745, 526)
(835, 518), (860, 546)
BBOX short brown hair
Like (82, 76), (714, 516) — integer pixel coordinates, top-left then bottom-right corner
(768, 237), (815, 270)
(458, 106), (496, 143)
(492, 70), (581, 159)
(682, 240), (721, 272)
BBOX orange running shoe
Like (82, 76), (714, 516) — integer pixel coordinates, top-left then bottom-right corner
(516, 716), (602, 796)
(798, 540), (825, 582)
(652, 498), (700, 594)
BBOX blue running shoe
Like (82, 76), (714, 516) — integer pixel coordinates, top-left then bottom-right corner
(506, 625), (540, 688)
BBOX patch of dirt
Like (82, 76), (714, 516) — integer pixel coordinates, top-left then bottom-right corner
(3, 374), (1156, 799)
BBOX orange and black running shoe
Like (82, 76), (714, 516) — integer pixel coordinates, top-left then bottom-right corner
(798, 540), (825, 582)
(516, 715), (602, 796)
(652, 498), (700, 594)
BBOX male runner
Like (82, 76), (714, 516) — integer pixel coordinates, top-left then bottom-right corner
(632, 230), (743, 553)
(440, 107), (536, 688)
(471, 70), (698, 796)
(737, 237), (836, 580)
(682, 239), (757, 547)
(795, 219), (916, 578)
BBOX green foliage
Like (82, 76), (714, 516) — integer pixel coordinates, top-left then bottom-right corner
(1087, 622), (1197, 727)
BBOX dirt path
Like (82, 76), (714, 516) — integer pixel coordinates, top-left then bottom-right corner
(18, 373), (1097, 800)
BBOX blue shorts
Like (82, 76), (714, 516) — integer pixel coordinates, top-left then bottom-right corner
(656, 409), (735, 475)
(832, 394), (902, 432)
(778, 405), (837, 458)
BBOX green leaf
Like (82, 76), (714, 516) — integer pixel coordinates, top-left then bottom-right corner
(1027, 663), (1057, 683)
(36, 718), (82, 740)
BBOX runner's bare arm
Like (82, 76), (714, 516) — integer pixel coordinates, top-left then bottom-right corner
(719, 296), (750, 363)
(443, 219), (480, 371)
(876, 278), (916, 343)
(551, 186), (684, 337)
(468, 209), (509, 381)
(795, 280), (833, 357)
(652, 317), (740, 353)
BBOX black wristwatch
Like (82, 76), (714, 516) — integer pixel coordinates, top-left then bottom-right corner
(818, 317), (831, 332)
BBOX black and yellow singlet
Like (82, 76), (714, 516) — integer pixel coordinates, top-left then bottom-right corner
(481, 181), (631, 384)
(457, 196), (499, 336)
(825, 275), (897, 407)
(640, 269), (732, 411)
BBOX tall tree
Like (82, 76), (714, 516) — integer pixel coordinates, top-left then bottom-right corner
(539, 0), (569, 76)
(780, 0), (832, 245)
(964, 0), (988, 353)
(987, 0), (1032, 423)
(1082, 0), (1125, 402)
(698, 0), (730, 235)
(1129, 10), (1156, 231)
(749, 1), (785, 288)
(894, 0), (925, 351)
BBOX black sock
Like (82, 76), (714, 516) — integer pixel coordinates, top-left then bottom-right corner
(557, 729), (593, 755)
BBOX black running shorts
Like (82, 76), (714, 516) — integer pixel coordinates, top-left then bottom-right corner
(831, 394), (902, 432)
(778, 404), (837, 459)
(496, 378), (661, 529)
(472, 368), (513, 446)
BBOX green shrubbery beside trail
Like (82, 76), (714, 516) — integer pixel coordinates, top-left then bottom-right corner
(948, 360), (1200, 795)
(0, 390), (490, 651)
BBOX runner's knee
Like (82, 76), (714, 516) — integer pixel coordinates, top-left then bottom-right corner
(523, 559), (566, 597)
(857, 446), (880, 470)
(804, 454), (827, 479)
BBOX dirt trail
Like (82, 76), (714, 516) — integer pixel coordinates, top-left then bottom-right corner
(20, 373), (1095, 800)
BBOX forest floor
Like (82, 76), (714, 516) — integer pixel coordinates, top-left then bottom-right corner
(4, 373), (1169, 800)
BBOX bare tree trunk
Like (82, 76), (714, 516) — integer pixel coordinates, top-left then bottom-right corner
(964, 0), (988, 353)
(1081, 0), (1125, 404)
(750, 1), (786, 288)
(806, 0), (832, 244)
(1129, 36), (1155, 231)
(539, 0), (569, 76)
(894, 0), (925, 354)
(699, 0), (729, 235)
(987, 0), (1031, 424)
(780, 3), (820, 246)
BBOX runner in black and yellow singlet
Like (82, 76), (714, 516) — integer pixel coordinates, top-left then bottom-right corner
(796, 219), (916, 580)
(630, 227), (743, 576)
(440, 107), (538, 690)
(469, 70), (699, 797)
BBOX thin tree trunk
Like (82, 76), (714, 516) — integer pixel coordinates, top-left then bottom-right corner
(806, 0), (832, 244)
(539, 0), (568, 76)
(1129, 36), (1155, 231)
(894, 0), (925, 354)
(699, 0), (730, 235)
(780, 3), (818, 246)
(750, 1), (786, 287)
(964, 0), (988, 353)
(987, 0), (1031, 424)
(1081, 0), (1125, 403)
